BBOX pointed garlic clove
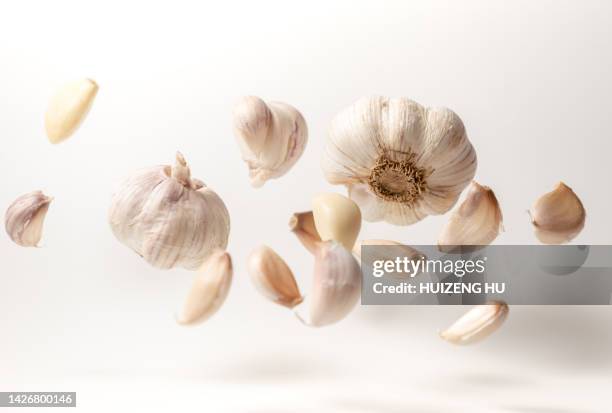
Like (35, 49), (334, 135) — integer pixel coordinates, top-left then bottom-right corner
(247, 245), (303, 308)
(438, 181), (503, 251)
(530, 182), (585, 244)
(5, 191), (53, 247)
(352, 239), (426, 280)
(177, 249), (233, 326)
(440, 301), (509, 345)
(289, 211), (322, 254)
(45, 78), (99, 144)
(312, 193), (362, 251)
(232, 96), (308, 187)
(305, 241), (361, 327)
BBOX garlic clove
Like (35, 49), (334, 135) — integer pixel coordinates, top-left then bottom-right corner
(312, 193), (362, 251)
(530, 182), (585, 244)
(45, 78), (99, 144)
(5, 191), (53, 247)
(177, 249), (233, 326)
(247, 245), (303, 308)
(303, 241), (362, 327)
(233, 96), (308, 187)
(288, 211), (322, 254)
(438, 181), (503, 250)
(352, 239), (426, 280)
(440, 301), (509, 345)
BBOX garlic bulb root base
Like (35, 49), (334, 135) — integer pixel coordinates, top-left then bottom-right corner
(368, 152), (430, 204)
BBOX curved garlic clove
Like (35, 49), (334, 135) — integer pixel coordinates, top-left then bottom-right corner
(312, 193), (361, 251)
(322, 96), (477, 226)
(5, 191), (53, 247)
(232, 96), (308, 187)
(352, 239), (426, 280)
(303, 241), (361, 327)
(438, 181), (503, 250)
(177, 249), (233, 326)
(108, 152), (230, 270)
(440, 301), (509, 345)
(288, 211), (322, 254)
(530, 182), (585, 244)
(247, 245), (302, 308)
(45, 78), (99, 144)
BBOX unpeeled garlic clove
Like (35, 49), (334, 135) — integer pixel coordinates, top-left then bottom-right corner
(438, 181), (503, 250)
(304, 241), (362, 327)
(5, 191), (53, 247)
(247, 245), (303, 308)
(232, 96), (308, 187)
(45, 78), (99, 144)
(288, 211), (322, 254)
(352, 239), (426, 280)
(530, 182), (585, 244)
(440, 301), (509, 345)
(177, 249), (233, 326)
(312, 193), (361, 251)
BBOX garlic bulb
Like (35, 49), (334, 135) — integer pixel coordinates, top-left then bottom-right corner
(440, 301), (509, 345)
(530, 182), (585, 244)
(322, 96), (477, 225)
(109, 152), (230, 270)
(304, 241), (362, 327)
(5, 191), (53, 247)
(232, 96), (308, 187)
(177, 249), (233, 326)
(248, 245), (303, 308)
(45, 78), (99, 144)
(438, 181), (503, 249)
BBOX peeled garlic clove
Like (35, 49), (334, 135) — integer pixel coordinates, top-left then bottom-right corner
(247, 245), (302, 308)
(440, 301), (509, 345)
(530, 182), (585, 244)
(109, 152), (230, 270)
(438, 181), (503, 250)
(288, 211), (322, 254)
(306, 241), (362, 327)
(312, 193), (361, 251)
(5, 191), (53, 247)
(45, 78), (99, 144)
(322, 96), (477, 226)
(232, 96), (308, 187)
(177, 249), (233, 326)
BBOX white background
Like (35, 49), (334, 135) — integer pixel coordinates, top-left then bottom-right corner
(1, 0), (611, 411)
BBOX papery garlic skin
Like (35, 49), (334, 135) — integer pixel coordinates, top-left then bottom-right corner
(438, 181), (503, 249)
(530, 182), (585, 244)
(308, 241), (362, 327)
(5, 191), (52, 247)
(108, 152), (230, 270)
(289, 211), (322, 254)
(233, 96), (308, 187)
(177, 249), (233, 326)
(312, 193), (361, 251)
(45, 78), (99, 144)
(322, 96), (477, 225)
(248, 245), (303, 308)
(440, 301), (509, 345)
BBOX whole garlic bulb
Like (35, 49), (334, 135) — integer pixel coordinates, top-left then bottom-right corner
(109, 152), (230, 270)
(232, 96), (308, 187)
(322, 96), (477, 225)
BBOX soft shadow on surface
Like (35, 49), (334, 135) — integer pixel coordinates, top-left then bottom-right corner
(501, 406), (590, 413)
(330, 398), (440, 413)
(207, 353), (339, 383)
(458, 372), (532, 388)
